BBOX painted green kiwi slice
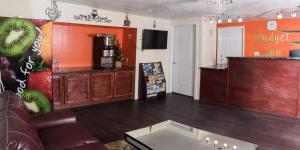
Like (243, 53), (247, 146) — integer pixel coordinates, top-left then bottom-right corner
(0, 18), (36, 57)
(21, 89), (51, 113)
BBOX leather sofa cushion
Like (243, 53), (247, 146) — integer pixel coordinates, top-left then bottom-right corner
(1, 91), (30, 124)
(31, 110), (76, 130)
(64, 142), (108, 150)
(38, 123), (99, 150)
(0, 92), (45, 150)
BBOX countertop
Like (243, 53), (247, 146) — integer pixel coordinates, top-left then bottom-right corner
(200, 64), (227, 70)
(227, 56), (300, 60)
(53, 66), (135, 74)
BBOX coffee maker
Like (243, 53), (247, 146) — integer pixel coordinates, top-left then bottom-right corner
(93, 34), (116, 69)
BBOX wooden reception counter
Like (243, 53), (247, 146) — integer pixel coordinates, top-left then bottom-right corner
(200, 57), (300, 118)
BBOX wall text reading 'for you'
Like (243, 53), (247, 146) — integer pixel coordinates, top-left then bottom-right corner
(16, 27), (46, 98)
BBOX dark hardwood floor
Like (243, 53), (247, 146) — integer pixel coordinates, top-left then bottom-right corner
(72, 94), (300, 150)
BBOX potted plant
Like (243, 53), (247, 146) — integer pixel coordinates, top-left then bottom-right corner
(114, 40), (123, 68)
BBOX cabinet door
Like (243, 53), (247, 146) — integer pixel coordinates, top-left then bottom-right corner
(52, 75), (64, 106)
(200, 69), (227, 104)
(114, 71), (134, 98)
(91, 72), (114, 101)
(64, 73), (90, 104)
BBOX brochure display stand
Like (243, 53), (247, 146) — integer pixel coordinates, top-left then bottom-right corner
(139, 62), (166, 99)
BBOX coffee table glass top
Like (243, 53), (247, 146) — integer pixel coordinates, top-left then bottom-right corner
(125, 120), (258, 150)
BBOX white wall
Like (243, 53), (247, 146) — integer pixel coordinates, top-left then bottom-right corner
(170, 17), (217, 100)
(200, 18), (217, 67)
(0, 0), (171, 99)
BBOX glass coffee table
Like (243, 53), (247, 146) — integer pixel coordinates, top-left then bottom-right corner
(125, 120), (258, 150)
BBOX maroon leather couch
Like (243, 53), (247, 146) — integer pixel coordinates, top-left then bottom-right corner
(0, 91), (108, 150)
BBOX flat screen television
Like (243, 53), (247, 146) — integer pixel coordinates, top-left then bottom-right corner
(142, 29), (168, 49)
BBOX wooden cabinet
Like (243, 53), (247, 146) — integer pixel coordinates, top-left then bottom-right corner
(200, 68), (227, 104)
(53, 69), (135, 110)
(52, 75), (64, 106)
(200, 59), (300, 118)
(91, 72), (114, 101)
(64, 73), (90, 104)
(228, 59), (299, 118)
(114, 71), (135, 98)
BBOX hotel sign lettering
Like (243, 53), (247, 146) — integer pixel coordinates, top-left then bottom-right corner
(254, 31), (290, 57)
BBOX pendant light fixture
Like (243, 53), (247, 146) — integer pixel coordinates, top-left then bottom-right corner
(238, 16), (243, 22)
(291, 11), (297, 18)
(227, 17), (232, 23)
(217, 18), (222, 24)
(209, 17), (214, 23)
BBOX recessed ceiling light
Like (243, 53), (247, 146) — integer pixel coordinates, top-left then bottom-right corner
(277, 12), (283, 19)
(291, 11), (297, 18)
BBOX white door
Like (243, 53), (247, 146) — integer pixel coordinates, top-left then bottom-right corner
(217, 27), (244, 64)
(172, 25), (195, 96)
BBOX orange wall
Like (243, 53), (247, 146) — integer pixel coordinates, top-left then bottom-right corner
(52, 23), (124, 68)
(218, 18), (300, 57)
(122, 28), (137, 67)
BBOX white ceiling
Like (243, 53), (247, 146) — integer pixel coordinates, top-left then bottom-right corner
(59, 0), (300, 21)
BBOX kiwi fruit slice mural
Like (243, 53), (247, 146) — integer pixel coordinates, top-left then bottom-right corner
(0, 17), (53, 114)
(0, 18), (36, 57)
(21, 89), (51, 113)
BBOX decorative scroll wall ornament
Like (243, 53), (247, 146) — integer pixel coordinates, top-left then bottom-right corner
(45, 0), (61, 21)
(123, 12), (131, 27)
(74, 9), (112, 23)
(153, 20), (157, 28)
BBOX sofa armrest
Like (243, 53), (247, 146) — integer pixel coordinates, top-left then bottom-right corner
(31, 110), (76, 130)
(64, 143), (108, 150)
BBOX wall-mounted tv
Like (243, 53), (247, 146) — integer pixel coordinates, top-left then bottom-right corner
(142, 29), (168, 50)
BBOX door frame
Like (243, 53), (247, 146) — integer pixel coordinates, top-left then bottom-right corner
(217, 26), (245, 64)
(170, 24), (196, 97)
